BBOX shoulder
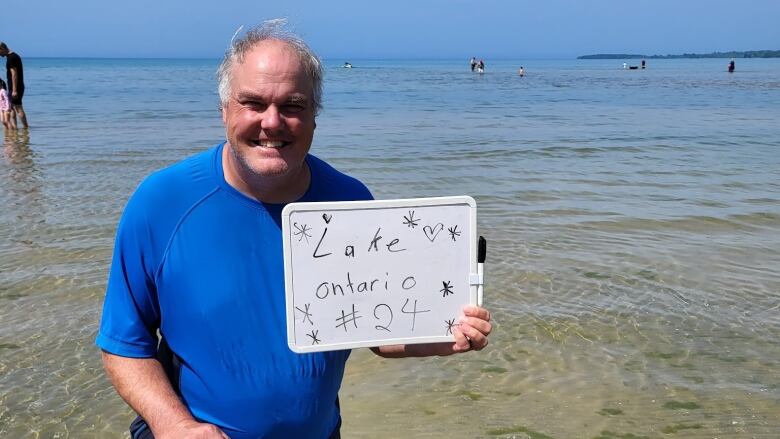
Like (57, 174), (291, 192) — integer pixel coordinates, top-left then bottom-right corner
(307, 154), (373, 201)
(121, 146), (220, 236)
(135, 147), (216, 203)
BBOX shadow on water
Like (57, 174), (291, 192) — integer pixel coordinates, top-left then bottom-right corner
(3, 128), (40, 190)
(1, 129), (44, 301)
(2, 128), (45, 221)
(3, 128), (30, 157)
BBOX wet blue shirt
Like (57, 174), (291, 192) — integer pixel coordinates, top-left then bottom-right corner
(97, 143), (372, 438)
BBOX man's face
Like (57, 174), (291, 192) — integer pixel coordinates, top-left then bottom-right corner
(221, 40), (316, 185)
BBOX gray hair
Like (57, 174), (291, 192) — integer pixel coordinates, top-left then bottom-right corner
(216, 19), (323, 116)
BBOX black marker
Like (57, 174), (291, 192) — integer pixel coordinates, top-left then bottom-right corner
(477, 236), (486, 305)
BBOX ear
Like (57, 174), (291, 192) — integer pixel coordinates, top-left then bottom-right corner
(220, 105), (232, 143)
(221, 104), (228, 125)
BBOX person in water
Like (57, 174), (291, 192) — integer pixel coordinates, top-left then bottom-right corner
(96, 19), (493, 439)
(518, 66), (525, 77)
(728, 59), (735, 73)
(0, 42), (28, 129)
(0, 79), (12, 130)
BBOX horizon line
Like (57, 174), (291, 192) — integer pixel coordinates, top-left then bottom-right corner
(24, 55), (580, 61)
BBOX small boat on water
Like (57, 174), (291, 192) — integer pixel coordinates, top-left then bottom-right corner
(343, 62), (353, 69)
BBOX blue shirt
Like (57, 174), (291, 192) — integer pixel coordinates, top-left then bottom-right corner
(97, 143), (372, 438)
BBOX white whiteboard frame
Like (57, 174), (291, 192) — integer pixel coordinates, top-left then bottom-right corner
(282, 196), (478, 353)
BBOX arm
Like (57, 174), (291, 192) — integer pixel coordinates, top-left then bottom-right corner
(97, 179), (230, 437)
(371, 305), (492, 358)
(9, 68), (18, 97)
(102, 351), (228, 439)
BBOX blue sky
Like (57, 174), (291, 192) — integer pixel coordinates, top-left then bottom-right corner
(4, 0), (779, 59)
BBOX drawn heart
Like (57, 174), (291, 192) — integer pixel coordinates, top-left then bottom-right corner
(423, 223), (444, 242)
(322, 213), (332, 224)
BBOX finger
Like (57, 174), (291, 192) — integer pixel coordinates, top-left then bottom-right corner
(459, 315), (492, 337)
(458, 320), (489, 350)
(463, 305), (491, 322)
(452, 326), (472, 352)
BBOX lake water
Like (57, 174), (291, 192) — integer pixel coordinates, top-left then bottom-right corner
(1, 57), (779, 438)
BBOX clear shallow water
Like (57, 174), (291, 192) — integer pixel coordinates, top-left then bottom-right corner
(1, 57), (779, 438)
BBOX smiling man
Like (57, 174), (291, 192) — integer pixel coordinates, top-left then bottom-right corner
(96, 19), (492, 439)
(220, 37), (316, 204)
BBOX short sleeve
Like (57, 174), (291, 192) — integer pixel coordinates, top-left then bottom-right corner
(96, 187), (162, 358)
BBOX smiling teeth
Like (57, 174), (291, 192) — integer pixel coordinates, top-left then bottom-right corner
(259, 140), (284, 148)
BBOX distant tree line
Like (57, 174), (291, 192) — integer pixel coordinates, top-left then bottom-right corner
(578, 50), (780, 59)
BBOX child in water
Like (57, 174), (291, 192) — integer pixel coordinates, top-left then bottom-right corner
(0, 79), (12, 130)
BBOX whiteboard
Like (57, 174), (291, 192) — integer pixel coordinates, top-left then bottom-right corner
(282, 196), (478, 353)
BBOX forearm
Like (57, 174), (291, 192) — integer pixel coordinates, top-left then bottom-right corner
(101, 351), (194, 436)
(371, 344), (410, 358)
(10, 69), (18, 91)
(371, 343), (457, 358)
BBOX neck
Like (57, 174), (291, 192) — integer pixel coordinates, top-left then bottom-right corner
(222, 143), (311, 204)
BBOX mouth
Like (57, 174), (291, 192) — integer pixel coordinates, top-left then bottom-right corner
(252, 140), (289, 149)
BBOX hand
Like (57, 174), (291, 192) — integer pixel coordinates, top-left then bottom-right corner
(11, 91), (17, 98)
(392, 305), (492, 357)
(157, 419), (230, 439)
(452, 305), (492, 352)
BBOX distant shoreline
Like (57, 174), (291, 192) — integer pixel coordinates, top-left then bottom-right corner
(578, 50), (780, 59)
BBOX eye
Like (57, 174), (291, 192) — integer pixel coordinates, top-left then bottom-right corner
(250, 102), (269, 112)
(238, 99), (268, 112)
(281, 103), (306, 114)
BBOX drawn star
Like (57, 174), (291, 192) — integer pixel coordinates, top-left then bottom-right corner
(295, 303), (314, 325)
(402, 210), (420, 228)
(445, 318), (458, 336)
(306, 330), (321, 345)
(440, 280), (454, 297)
(293, 222), (312, 243)
(447, 225), (461, 241)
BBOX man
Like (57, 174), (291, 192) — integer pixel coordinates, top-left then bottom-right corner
(97, 20), (492, 439)
(0, 42), (28, 129)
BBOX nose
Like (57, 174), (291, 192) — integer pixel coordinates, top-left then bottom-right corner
(261, 104), (284, 132)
